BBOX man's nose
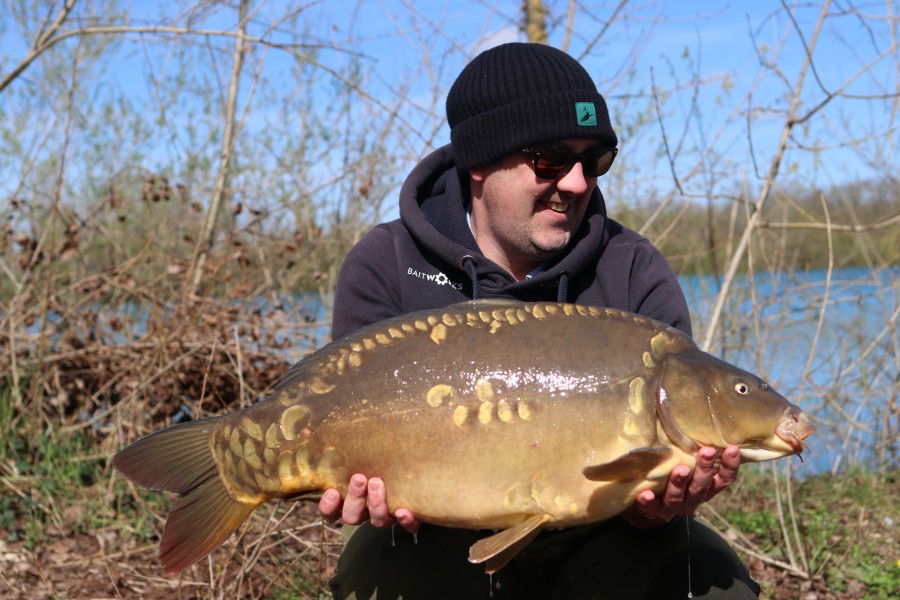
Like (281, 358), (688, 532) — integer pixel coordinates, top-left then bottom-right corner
(556, 161), (591, 195)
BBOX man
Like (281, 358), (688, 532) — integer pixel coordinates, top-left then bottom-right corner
(320, 42), (760, 599)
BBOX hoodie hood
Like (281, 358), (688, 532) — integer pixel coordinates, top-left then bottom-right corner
(398, 144), (611, 301)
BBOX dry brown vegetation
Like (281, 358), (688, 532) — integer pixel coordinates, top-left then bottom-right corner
(2, 1), (899, 598)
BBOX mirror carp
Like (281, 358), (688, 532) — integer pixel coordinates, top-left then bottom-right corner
(113, 300), (815, 575)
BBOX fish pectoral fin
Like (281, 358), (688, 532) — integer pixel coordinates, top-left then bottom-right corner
(468, 514), (549, 574)
(582, 447), (674, 482)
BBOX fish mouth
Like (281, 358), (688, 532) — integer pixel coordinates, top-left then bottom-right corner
(775, 408), (816, 454)
(740, 409), (816, 463)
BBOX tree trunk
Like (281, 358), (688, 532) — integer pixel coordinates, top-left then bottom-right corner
(523, 0), (547, 43)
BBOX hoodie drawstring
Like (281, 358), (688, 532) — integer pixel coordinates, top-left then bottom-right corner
(460, 255), (482, 299)
(557, 271), (570, 303)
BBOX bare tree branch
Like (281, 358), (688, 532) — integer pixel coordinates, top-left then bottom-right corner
(0, 0), (77, 94)
(758, 211), (900, 232)
(701, 0), (832, 351)
(184, 0), (250, 301)
(0, 18), (430, 144)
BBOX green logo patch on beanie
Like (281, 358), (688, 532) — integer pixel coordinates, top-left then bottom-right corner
(575, 102), (597, 126)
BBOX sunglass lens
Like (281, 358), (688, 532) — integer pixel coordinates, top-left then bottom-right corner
(584, 149), (616, 177)
(534, 158), (568, 179)
(528, 147), (617, 178)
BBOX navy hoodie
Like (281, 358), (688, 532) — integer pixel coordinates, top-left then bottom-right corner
(331, 145), (691, 340)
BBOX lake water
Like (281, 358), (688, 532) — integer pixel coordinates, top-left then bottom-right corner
(681, 267), (899, 475)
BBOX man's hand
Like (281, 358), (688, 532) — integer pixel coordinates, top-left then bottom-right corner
(318, 473), (420, 532)
(621, 445), (741, 529)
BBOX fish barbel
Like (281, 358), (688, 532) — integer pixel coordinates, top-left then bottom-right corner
(112, 300), (815, 575)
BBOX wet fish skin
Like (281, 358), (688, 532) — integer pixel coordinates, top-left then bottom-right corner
(112, 300), (814, 575)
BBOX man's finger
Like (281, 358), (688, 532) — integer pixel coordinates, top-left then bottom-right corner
(341, 473), (370, 525)
(318, 488), (342, 521)
(661, 464), (690, 511)
(395, 508), (420, 534)
(710, 445), (741, 497)
(685, 446), (717, 500)
(366, 477), (392, 528)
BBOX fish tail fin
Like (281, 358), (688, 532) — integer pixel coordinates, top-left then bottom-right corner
(159, 474), (257, 575)
(112, 416), (259, 575)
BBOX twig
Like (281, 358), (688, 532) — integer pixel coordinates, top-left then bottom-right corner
(758, 211), (900, 232)
(729, 539), (811, 580)
(576, 0), (627, 61)
(799, 192), (835, 396)
(0, 0), (76, 93)
(697, 511), (810, 579)
(786, 461), (809, 573)
(701, 0), (832, 351)
(0, 21), (429, 145)
(184, 0), (249, 300)
(234, 324), (247, 407)
(650, 67), (684, 195)
(837, 302), (900, 382)
(771, 461), (799, 570)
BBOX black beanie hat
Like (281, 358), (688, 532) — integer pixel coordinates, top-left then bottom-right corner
(447, 42), (618, 171)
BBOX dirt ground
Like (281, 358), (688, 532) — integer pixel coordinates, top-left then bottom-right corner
(0, 502), (343, 599)
(0, 500), (887, 600)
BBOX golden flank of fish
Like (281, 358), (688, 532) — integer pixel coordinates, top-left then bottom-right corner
(112, 300), (815, 575)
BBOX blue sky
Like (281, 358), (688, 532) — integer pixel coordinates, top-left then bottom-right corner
(2, 1), (897, 218)
(303, 0), (899, 202)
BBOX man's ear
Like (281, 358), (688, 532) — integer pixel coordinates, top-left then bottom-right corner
(468, 165), (488, 183)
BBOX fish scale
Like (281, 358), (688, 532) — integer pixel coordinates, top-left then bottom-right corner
(112, 299), (815, 576)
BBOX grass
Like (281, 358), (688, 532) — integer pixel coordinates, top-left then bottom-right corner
(703, 465), (900, 599)
(0, 388), (123, 549)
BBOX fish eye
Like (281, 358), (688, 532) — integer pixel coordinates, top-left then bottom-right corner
(734, 381), (751, 395)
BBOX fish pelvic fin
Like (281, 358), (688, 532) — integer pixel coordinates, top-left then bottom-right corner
(582, 447), (674, 482)
(468, 514), (549, 574)
(112, 416), (259, 574)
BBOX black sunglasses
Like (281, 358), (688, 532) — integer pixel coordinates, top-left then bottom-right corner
(521, 145), (618, 179)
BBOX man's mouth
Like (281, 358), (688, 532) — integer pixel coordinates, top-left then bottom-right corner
(547, 200), (567, 213)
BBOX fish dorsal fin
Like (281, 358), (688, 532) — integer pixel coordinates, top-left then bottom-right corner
(468, 514), (549, 574)
(582, 447), (674, 482)
(275, 300), (531, 392)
